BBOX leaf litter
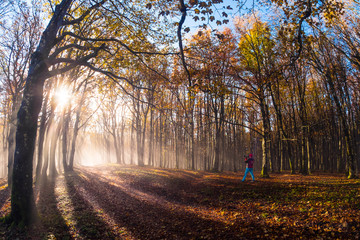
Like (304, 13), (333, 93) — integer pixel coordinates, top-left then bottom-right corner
(0, 165), (359, 239)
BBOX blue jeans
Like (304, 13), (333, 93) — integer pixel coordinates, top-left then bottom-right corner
(242, 168), (255, 181)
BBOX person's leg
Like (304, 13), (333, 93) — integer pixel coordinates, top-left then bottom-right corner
(242, 168), (250, 182)
(249, 168), (255, 181)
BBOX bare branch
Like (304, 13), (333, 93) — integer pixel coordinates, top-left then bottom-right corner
(177, 0), (192, 87)
(54, 31), (176, 85)
(77, 61), (151, 91)
(290, 0), (312, 64)
(49, 43), (94, 59)
(56, 31), (178, 56)
(47, 43), (105, 77)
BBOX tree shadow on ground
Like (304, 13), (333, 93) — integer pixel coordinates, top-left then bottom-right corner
(79, 166), (360, 239)
(71, 168), (258, 239)
(36, 176), (72, 239)
(109, 167), (297, 208)
(0, 186), (10, 212)
(64, 172), (116, 239)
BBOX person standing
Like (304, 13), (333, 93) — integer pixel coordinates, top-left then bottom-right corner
(242, 154), (255, 182)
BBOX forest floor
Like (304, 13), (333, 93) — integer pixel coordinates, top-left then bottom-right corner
(0, 165), (360, 239)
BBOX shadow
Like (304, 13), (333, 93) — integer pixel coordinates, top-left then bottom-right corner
(64, 172), (116, 239)
(31, 166), (359, 239)
(0, 186), (10, 212)
(94, 168), (205, 207)
(0, 180), (10, 240)
(71, 168), (259, 239)
(37, 176), (72, 239)
(0, 184), (10, 238)
(108, 168), (298, 209)
(0, 179), (8, 188)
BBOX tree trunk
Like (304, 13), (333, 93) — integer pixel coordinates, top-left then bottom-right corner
(7, 110), (16, 187)
(120, 122), (125, 164)
(148, 109), (154, 166)
(213, 121), (220, 172)
(260, 98), (270, 178)
(113, 131), (122, 164)
(7, 96), (21, 186)
(279, 131), (284, 172)
(212, 100), (222, 172)
(62, 106), (71, 172)
(232, 124), (237, 172)
(136, 115), (144, 167)
(175, 110), (181, 169)
(288, 141), (295, 174)
(10, 0), (74, 225)
(68, 103), (81, 170)
(300, 125), (310, 175)
(41, 135), (50, 179)
(130, 121), (135, 165)
(49, 123), (61, 179)
(140, 109), (148, 166)
(10, 60), (48, 225)
(326, 72), (357, 178)
(35, 90), (49, 183)
(159, 113), (163, 168)
(190, 117), (195, 170)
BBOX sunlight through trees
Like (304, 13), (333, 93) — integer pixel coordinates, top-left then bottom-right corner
(0, 0), (358, 230)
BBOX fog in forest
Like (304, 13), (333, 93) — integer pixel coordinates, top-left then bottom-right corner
(1, 0), (359, 183)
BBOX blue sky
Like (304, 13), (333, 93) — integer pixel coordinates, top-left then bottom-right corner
(182, 0), (261, 36)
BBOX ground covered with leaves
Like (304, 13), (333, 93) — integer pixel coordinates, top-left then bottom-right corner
(1, 165), (360, 239)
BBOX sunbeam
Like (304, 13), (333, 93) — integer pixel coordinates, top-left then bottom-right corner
(54, 86), (72, 110)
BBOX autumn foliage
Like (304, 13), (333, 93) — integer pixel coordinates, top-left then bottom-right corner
(0, 0), (359, 232)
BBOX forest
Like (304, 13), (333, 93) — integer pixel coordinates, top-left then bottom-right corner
(0, 0), (359, 239)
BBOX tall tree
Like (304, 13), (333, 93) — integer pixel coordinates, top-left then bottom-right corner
(0, 1), (42, 185)
(8, 0), (192, 224)
(235, 17), (276, 177)
(9, 0), (106, 226)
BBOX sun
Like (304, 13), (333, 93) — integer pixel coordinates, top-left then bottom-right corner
(54, 86), (72, 109)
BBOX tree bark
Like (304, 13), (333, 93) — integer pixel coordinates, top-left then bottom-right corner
(10, 0), (74, 225)
(326, 71), (357, 178)
(68, 103), (81, 170)
(62, 105), (71, 172)
(49, 123), (61, 179)
(148, 108), (154, 166)
(7, 107), (17, 186)
(35, 90), (50, 183)
(260, 96), (270, 178)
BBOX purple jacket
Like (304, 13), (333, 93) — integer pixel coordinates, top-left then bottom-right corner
(245, 157), (254, 168)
